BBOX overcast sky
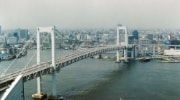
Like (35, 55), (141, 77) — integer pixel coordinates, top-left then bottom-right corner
(0, 0), (180, 29)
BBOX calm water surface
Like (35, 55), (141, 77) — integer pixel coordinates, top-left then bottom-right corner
(1, 49), (180, 100)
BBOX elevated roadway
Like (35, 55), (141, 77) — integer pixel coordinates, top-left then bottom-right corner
(0, 45), (132, 92)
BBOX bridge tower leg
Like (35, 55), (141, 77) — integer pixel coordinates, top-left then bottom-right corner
(116, 51), (120, 62)
(37, 27), (41, 95)
(124, 26), (128, 62)
(131, 48), (134, 58)
(116, 25), (120, 62)
(153, 46), (155, 56)
(134, 46), (138, 58)
(49, 26), (58, 99)
(124, 48), (128, 62)
(32, 27), (47, 100)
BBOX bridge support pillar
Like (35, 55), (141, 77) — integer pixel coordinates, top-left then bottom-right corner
(124, 48), (128, 62)
(116, 25), (120, 63)
(49, 26), (59, 99)
(32, 27), (47, 100)
(153, 46), (155, 56)
(131, 48), (134, 59)
(134, 46), (138, 58)
(99, 54), (102, 59)
(116, 50), (120, 62)
(33, 26), (59, 100)
(32, 93), (47, 100)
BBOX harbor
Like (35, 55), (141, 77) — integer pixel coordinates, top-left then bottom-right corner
(0, 45), (27, 61)
(1, 49), (180, 100)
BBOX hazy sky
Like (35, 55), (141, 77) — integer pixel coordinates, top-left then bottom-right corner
(0, 0), (180, 29)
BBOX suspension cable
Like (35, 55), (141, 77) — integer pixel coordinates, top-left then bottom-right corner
(20, 51), (37, 74)
(0, 32), (36, 76)
(0, 47), (27, 76)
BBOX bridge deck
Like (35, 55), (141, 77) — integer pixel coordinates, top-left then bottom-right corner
(0, 45), (132, 92)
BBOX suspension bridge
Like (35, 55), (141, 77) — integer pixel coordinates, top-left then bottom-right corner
(0, 25), (135, 99)
(0, 45), (132, 91)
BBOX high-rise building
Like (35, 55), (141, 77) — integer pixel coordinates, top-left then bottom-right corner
(132, 30), (139, 40)
(128, 35), (135, 44)
(7, 37), (18, 45)
(169, 40), (180, 49)
(147, 34), (153, 40)
(19, 29), (28, 39)
(129, 30), (139, 44)
(0, 36), (6, 48)
(16, 29), (28, 43)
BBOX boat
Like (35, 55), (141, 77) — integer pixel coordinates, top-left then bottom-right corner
(139, 57), (150, 62)
(0, 48), (10, 60)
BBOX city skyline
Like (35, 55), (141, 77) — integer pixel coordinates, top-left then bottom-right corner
(0, 0), (180, 29)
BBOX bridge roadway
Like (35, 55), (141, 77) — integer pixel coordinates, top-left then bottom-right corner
(0, 45), (133, 92)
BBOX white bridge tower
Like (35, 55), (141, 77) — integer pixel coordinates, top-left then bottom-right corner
(116, 25), (128, 62)
(32, 26), (57, 99)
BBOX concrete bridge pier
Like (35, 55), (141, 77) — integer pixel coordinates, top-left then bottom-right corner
(99, 54), (102, 59)
(48, 26), (61, 100)
(130, 45), (136, 59)
(32, 26), (60, 100)
(116, 25), (120, 63)
(131, 48), (134, 58)
(124, 47), (128, 62)
(134, 45), (138, 59)
(32, 27), (47, 100)
(32, 93), (47, 100)
(116, 50), (120, 62)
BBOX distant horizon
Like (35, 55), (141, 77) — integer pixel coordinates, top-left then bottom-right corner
(1, 26), (180, 33)
(1, 24), (180, 30)
(1, 0), (180, 30)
